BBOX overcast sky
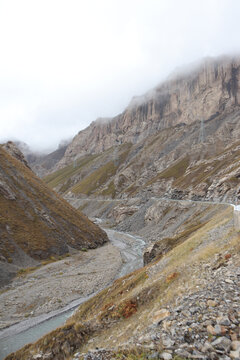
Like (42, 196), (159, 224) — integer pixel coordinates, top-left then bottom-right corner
(0, 0), (240, 152)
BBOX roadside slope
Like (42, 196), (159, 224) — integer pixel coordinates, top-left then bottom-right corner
(7, 202), (240, 360)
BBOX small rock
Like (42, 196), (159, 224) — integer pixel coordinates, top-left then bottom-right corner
(153, 309), (171, 324)
(42, 353), (52, 360)
(160, 352), (172, 360)
(214, 324), (227, 335)
(162, 320), (172, 331)
(175, 349), (192, 357)
(232, 341), (240, 351)
(207, 325), (216, 335)
(217, 316), (231, 326)
(214, 324), (222, 335)
(212, 336), (232, 352)
(231, 333), (238, 341)
(230, 349), (240, 359)
(201, 341), (214, 353)
(207, 300), (217, 307)
(191, 353), (206, 359)
(162, 337), (175, 348)
(209, 351), (219, 360)
(144, 342), (156, 350)
(139, 334), (152, 343)
(148, 352), (160, 359)
(182, 310), (191, 317)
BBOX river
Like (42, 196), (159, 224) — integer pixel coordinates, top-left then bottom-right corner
(0, 227), (145, 360)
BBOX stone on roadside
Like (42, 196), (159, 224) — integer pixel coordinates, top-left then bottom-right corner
(217, 316), (231, 326)
(201, 341), (214, 352)
(162, 337), (175, 348)
(207, 300), (217, 307)
(214, 324), (227, 335)
(231, 341), (240, 351)
(148, 352), (160, 359)
(153, 309), (171, 324)
(207, 325), (216, 335)
(211, 336), (232, 352)
(230, 349), (240, 359)
(160, 352), (172, 360)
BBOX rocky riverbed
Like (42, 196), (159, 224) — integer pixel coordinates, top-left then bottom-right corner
(0, 242), (122, 331)
(0, 227), (146, 359)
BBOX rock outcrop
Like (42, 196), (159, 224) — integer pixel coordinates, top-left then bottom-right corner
(2, 141), (30, 168)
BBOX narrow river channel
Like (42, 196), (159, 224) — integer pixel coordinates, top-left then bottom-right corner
(0, 227), (145, 360)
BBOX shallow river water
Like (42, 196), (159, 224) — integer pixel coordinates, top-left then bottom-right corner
(0, 227), (145, 360)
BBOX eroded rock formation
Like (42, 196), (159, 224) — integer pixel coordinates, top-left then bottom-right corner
(56, 56), (240, 169)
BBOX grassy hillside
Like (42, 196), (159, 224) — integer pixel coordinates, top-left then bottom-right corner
(44, 143), (132, 197)
(43, 113), (240, 203)
(0, 146), (108, 286)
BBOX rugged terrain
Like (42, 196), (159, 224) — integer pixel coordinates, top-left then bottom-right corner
(14, 140), (69, 178)
(0, 142), (108, 286)
(43, 56), (240, 203)
(26, 144), (69, 178)
(6, 200), (240, 360)
(4, 55), (240, 359)
(64, 196), (226, 255)
(56, 56), (240, 167)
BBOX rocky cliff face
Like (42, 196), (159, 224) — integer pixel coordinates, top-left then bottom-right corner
(56, 56), (240, 169)
(44, 56), (240, 203)
(0, 144), (108, 286)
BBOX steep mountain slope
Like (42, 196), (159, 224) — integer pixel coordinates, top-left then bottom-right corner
(44, 56), (240, 203)
(0, 143), (108, 286)
(56, 55), (240, 167)
(45, 111), (240, 202)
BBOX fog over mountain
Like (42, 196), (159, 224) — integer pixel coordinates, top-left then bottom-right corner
(0, 0), (240, 151)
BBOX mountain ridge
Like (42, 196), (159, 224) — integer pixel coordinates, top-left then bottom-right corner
(41, 55), (240, 203)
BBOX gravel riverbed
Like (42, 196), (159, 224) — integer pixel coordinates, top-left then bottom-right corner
(0, 227), (146, 360)
(0, 242), (122, 332)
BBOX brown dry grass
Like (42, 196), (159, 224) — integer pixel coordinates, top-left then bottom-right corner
(0, 147), (108, 263)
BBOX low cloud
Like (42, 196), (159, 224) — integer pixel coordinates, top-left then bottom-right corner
(0, 0), (240, 151)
